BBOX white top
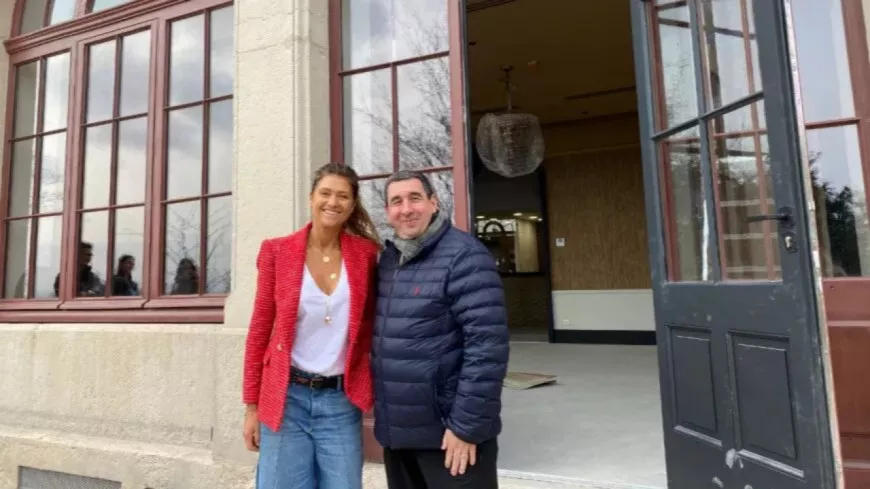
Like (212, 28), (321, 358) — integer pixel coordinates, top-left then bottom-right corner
(291, 262), (350, 376)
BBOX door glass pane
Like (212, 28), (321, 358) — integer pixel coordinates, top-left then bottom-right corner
(660, 126), (711, 282)
(808, 126), (870, 277)
(78, 211), (109, 297)
(34, 215), (62, 298)
(699, 0), (761, 111)
(342, 0), (448, 70)
(43, 53), (70, 132)
(14, 62), (40, 138)
(652, 1), (699, 128)
(210, 6), (235, 98)
(343, 69), (393, 176)
(792, 0), (853, 123)
(397, 58), (451, 170)
(710, 102), (781, 281)
(112, 206), (144, 296)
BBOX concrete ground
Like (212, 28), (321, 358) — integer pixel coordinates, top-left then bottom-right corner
(363, 343), (667, 489)
(497, 342), (667, 488)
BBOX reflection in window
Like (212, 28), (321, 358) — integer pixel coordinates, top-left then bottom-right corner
(342, 0), (448, 70)
(475, 216), (541, 274)
(163, 7), (235, 295)
(90, 0), (132, 13)
(662, 128), (710, 282)
(793, 0), (854, 123)
(3, 53), (70, 299)
(19, 0), (75, 35)
(653, 3), (698, 128)
(808, 126), (870, 277)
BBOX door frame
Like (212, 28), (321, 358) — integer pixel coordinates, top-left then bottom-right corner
(630, 0), (841, 486)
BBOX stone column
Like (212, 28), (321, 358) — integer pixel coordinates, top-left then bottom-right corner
(215, 0), (331, 466)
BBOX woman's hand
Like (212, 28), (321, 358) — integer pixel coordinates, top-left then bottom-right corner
(243, 405), (260, 452)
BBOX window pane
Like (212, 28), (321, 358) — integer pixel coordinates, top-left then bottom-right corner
(48, 0), (75, 25)
(342, 0), (448, 70)
(14, 62), (40, 138)
(87, 40), (117, 123)
(43, 53), (70, 132)
(661, 126), (710, 281)
(808, 126), (870, 277)
(82, 124), (112, 209)
(34, 215), (62, 298)
(359, 178), (391, 240)
(112, 207), (144, 296)
(793, 0), (853, 123)
(8, 140), (36, 217)
(206, 196), (231, 293)
(210, 6), (234, 98)
(166, 107), (204, 200)
(164, 201), (201, 294)
(38, 132), (66, 213)
(78, 211), (108, 297)
(170, 15), (205, 106)
(653, 3), (699, 128)
(116, 117), (148, 205)
(343, 69), (393, 175)
(700, 0), (761, 111)
(208, 100), (232, 194)
(91, 0), (131, 13)
(20, 0), (49, 34)
(397, 58), (451, 170)
(4, 219), (31, 298)
(120, 30), (152, 117)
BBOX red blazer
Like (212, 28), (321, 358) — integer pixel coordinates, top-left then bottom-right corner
(242, 223), (379, 432)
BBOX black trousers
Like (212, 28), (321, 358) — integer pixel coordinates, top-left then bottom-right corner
(383, 438), (499, 489)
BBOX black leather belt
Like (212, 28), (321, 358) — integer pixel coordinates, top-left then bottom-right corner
(290, 368), (343, 390)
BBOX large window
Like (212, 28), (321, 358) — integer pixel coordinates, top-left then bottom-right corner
(329, 0), (469, 238)
(1, 0), (234, 321)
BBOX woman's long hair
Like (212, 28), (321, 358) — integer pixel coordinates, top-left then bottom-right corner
(311, 162), (382, 248)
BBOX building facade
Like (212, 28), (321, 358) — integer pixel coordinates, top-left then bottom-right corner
(0, 0), (869, 488)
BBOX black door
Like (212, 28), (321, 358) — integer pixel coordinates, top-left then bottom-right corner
(630, 1), (838, 488)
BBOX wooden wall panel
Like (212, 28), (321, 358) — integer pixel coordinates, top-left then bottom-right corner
(544, 147), (651, 291)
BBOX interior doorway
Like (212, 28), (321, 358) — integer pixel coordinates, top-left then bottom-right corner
(465, 1), (666, 487)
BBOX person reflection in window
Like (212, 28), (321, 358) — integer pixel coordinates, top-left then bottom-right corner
(112, 255), (140, 296)
(53, 241), (104, 297)
(170, 258), (199, 295)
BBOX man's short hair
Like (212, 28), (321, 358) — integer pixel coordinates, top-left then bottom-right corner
(80, 242), (93, 250)
(383, 170), (436, 203)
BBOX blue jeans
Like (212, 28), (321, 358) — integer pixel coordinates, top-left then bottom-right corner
(256, 382), (363, 489)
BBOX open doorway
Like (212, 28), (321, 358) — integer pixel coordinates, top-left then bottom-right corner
(466, 1), (666, 486)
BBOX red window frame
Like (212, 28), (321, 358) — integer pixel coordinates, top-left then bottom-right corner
(1, 0), (233, 322)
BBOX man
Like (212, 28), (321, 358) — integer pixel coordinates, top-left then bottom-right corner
(372, 170), (510, 489)
(52, 241), (103, 297)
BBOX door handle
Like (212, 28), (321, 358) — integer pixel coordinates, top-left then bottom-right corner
(746, 207), (794, 228)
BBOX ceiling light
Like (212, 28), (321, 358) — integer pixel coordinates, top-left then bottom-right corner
(476, 215), (486, 220)
(528, 215), (538, 220)
(513, 212), (522, 217)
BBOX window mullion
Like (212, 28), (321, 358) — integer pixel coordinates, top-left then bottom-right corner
(146, 17), (168, 301)
(61, 45), (86, 302)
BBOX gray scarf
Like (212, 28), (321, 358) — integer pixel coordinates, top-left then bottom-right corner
(392, 211), (447, 266)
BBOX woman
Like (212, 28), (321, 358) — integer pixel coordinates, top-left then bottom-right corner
(242, 162), (381, 489)
(111, 255), (140, 296)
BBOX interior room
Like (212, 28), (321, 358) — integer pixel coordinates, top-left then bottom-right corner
(466, 0), (666, 486)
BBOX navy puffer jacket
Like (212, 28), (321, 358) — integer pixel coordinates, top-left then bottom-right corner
(372, 220), (510, 450)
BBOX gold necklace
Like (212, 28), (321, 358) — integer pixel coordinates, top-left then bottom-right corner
(309, 243), (339, 264)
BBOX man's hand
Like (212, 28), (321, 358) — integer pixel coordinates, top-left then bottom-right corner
(442, 429), (476, 476)
(243, 405), (260, 452)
